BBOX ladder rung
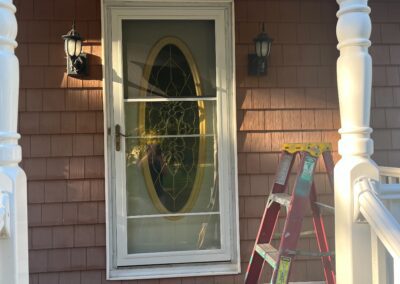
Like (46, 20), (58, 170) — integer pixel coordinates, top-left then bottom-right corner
(268, 194), (334, 214)
(255, 243), (279, 269)
(273, 230), (315, 239)
(314, 202), (335, 214)
(268, 193), (291, 207)
(285, 249), (335, 258)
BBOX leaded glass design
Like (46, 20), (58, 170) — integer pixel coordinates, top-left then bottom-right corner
(147, 44), (197, 98)
(143, 136), (200, 213)
(145, 101), (200, 135)
(139, 37), (205, 214)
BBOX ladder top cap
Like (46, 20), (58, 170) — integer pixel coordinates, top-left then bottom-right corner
(282, 143), (332, 157)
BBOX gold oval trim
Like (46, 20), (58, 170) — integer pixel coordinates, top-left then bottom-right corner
(139, 36), (206, 218)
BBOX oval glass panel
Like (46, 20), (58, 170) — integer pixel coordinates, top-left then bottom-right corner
(139, 37), (205, 214)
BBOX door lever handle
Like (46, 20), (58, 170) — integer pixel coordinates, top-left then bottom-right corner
(115, 124), (126, 151)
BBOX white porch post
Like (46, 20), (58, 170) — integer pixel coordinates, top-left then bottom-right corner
(0, 0), (29, 283)
(335, 0), (379, 283)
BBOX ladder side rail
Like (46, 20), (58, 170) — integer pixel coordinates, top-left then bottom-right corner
(271, 152), (318, 284)
(322, 151), (335, 192)
(310, 182), (336, 284)
(259, 151), (296, 243)
(245, 202), (282, 284)
(245, 151), (295, 284)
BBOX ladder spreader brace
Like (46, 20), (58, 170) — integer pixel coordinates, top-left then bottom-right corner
(245, 143), (336, 284)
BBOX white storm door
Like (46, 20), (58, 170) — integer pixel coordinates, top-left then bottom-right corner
(109, 7), (234, 267)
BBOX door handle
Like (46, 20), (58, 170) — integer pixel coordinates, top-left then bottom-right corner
(115, 124), (121, 151)
(115, 124), (126, 151)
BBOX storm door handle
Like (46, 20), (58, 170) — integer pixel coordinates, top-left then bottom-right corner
(115, 124), (127, 151)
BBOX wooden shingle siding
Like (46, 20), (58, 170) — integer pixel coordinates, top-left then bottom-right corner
(369, 0), (400, 167)
(15, 0), (400, 283)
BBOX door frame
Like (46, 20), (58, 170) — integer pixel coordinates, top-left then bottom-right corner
(102, 0), (240, 280)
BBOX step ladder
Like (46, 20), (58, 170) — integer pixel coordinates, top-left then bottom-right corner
(245, 143), (336, 284)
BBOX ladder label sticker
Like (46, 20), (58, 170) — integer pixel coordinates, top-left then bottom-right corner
(300, 156), (315, 182)
(276, 256), (291, 284)
(276, 155), (292, 185)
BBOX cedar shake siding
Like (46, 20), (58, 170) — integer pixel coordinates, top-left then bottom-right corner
(14, 0), (400, 283)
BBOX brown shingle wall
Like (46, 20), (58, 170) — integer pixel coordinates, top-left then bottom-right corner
(236, 0), (400, 283)
(369, 1), (400, 166)
(14, 0), (400, 283)
(14, 0), (108, 283)
(236, 1), (339, 282)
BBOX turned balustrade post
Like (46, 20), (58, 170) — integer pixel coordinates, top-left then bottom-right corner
(0, 0), (29, 283)
(335, 0), (379, 283)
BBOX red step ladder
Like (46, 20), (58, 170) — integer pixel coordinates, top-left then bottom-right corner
(245, 143), (336, 284)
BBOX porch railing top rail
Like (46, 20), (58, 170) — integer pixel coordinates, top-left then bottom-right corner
(379, 166), (400, 178)
(355, 177), (400, 259)
(379, 166), (400, 200)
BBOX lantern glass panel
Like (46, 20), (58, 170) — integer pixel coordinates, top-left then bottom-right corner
(64, 39), (69, 55)
(66, 39), (77, 57)
(74, 39), (82, 57)
(255, 41), (262, 57)
(261, 41), (269, 57)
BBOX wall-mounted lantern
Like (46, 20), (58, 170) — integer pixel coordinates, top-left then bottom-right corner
(248, 23), (273, 76)
(62, 21), (88, 77)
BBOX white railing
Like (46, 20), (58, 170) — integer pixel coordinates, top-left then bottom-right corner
(354, 168), (400, 284)
(380, 167), (400, 284)
(380, 167), (400, 185)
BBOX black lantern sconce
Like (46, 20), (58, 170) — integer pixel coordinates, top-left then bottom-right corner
(62, 21), (88, 77)
(248, 23), (273, 76)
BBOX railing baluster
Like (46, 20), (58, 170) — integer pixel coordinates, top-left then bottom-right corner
(371, 230), (389, 284)
(378, 166), (400, 284)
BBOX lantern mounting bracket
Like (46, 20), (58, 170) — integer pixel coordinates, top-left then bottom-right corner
(67, 53), (88, 77)
(248, 54), (267, 76)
